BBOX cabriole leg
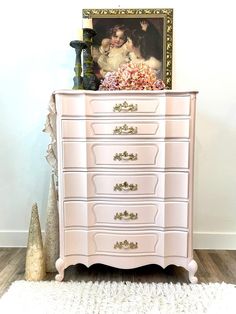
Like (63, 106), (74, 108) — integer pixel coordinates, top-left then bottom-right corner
(187, 259), (198, 283)
(55, 258), (65, 282)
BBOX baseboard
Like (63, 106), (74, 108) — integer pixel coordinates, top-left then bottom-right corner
(193, 232), (236, 249)
(0, 230), (45, 247)
(0, 230), (236, 249)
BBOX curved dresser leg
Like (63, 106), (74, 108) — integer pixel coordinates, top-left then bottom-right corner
(55, 258), (65, 281)
(187, 259), (198, 284)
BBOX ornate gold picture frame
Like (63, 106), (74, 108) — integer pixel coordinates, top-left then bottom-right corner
(83, 8), (173, 89)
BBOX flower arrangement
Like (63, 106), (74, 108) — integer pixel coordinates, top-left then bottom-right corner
(99, 62), (165, 91)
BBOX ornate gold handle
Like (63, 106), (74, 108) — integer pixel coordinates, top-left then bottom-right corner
(114, 240), (138, 250)
(113, 101), (138, 112)
(114, 181), (138, 192)
(113, 151), (138, 161)
(114, 210), (138, 220)
(113, 124), (138, 135)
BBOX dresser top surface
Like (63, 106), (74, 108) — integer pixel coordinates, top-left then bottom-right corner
(53, 89), (198, 96)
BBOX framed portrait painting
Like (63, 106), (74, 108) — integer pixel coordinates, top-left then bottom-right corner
(83, 8), (173, 89)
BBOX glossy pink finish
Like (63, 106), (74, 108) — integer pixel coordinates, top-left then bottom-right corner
(54, 90), (198, 283)
(63, 201), (189, 228)
(62, 171), (189, 199)
(64, 230), (188, 257)
(61, 119), (190, 139)
(59, 93), (191, 116)
(62, 141), (189, 169)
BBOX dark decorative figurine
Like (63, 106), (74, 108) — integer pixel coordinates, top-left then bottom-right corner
(83, 28), (100, 90)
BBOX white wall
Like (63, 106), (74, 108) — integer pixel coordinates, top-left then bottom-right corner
(0, 0), (235, 248)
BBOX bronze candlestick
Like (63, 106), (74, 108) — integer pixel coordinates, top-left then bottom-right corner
(70, 40), (87, 89)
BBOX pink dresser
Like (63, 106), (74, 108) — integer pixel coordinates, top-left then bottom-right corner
(54, 90), (198, 283)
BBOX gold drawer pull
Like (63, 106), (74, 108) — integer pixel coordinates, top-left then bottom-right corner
(113, 101), (138, 112)
(114, 210), (138, 220)
(114, 240), (138, 250)
(113, 124), (138, 135)
(113, 151), (138, 161)
(114, 181), (138, 192)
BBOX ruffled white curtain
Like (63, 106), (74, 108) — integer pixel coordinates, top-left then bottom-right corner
(43, 94), (57, 176)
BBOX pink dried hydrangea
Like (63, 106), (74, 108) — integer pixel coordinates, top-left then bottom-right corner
(99, 62), (165, 91)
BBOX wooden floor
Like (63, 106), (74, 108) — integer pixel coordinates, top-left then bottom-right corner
(0, 248), (236, 297)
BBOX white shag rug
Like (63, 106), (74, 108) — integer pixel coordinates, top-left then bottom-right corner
(0, 280), (235, 314)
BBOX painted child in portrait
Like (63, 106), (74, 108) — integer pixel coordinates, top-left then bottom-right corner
(92, 24), (129, 77)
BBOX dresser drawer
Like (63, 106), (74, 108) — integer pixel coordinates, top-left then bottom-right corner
(64, 230), (188, 257)
(64, 201), (188, 228)
(63, 171), (189, 199)
(62, 141), (189, 169)
(57, 93), (191, 116)
(61, 119), (190, 139)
